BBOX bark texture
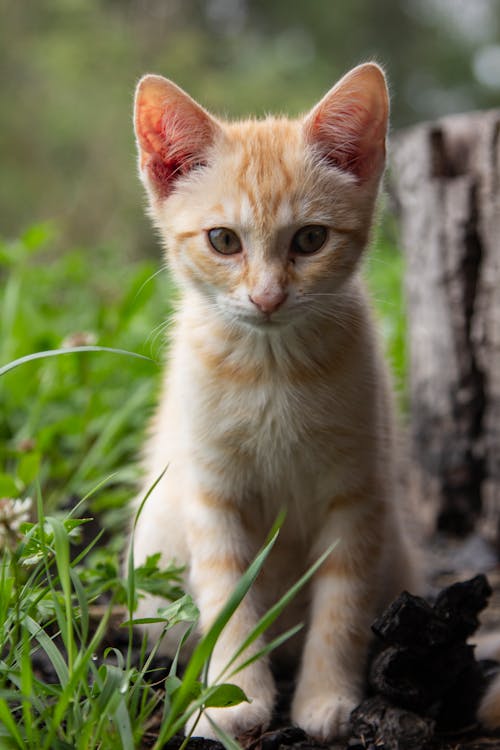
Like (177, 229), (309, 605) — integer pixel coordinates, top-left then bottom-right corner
(390, 110), (500, 543)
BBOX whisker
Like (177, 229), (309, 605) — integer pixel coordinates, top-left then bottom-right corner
(134, 264), (169, 301)
(146, 317), (176, 358)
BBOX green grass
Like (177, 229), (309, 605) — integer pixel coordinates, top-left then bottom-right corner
(0, 223), (176, 543)
(0, 479), (333, 748)
(0, 489), (267, 749)
(0, 220), (406, 747)
(0, 490), (181, 749)
(365, 216), (407, 398)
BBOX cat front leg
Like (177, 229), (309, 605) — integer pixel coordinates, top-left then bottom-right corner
(184, 486), (275, 740)
(291, 490), (385, 741)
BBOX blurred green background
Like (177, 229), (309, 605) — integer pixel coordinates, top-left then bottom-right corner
(1, 0), (499, 532)
(2, 0), (500, 255)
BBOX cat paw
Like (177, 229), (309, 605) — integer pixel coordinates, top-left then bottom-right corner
(291, 693), (358, 741)
(186, 698), (272, 740)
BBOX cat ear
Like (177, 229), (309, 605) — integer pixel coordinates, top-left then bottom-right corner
(134, 75), (220, 199)
(304, 63), (389, 182)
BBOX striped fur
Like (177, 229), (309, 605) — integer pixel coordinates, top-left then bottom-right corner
(131, 63), (419, 741)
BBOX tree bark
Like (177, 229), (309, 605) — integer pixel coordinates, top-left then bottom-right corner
(389, 110), (500, 545)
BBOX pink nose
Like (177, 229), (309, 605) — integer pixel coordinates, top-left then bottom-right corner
(249, 290), (288, 314)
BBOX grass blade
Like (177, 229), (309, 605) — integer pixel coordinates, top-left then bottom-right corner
(206, 713), (242, 750)
(0, 697), (24, 748)
(45, 517), (74, 673)
(113, 696), (135, 750)
(154, 521), (281, 748)
(125, 466), (169, 672)
(227, 624), (303, 677)
(160, 623), (197, 722)
(20, 629), (35, 744)
(42, 597), (114, 750)
(68, 381), (152, 487)
(0, 346), (155, 377)
(69, 568), (89, 646)
(25, 616), (69, 687)
(219, 540), (338, 681)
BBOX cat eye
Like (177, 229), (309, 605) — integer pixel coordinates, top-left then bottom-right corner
(207, 228), (242, 255)
(291, 225), (327, 255)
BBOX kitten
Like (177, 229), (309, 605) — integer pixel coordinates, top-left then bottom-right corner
(131, 63), (419, 741)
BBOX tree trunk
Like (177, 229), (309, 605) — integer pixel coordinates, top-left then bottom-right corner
(389, 110), (500, 546)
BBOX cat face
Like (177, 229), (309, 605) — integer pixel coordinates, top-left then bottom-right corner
(135, 64), (388, 331)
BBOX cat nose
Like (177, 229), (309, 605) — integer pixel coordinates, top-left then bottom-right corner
(249, 290), (288, 314)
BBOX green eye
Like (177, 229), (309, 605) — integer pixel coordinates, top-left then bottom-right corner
(291, 225), (327, 255)
(207, 228), (242, 255)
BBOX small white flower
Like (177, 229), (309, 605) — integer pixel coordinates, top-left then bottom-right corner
(61, 331), (97, 348)
(0, 497), (32, 549)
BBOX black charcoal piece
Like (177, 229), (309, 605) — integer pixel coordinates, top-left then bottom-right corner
(371, 591), (450, 648)
(162, 737), (224, 750)
(258, 726), (307, 750)
(369, 641), (479, 715)
(433, 574), (492, 641)
(350, 695), (434, 750)
(356, 574), (495, 743)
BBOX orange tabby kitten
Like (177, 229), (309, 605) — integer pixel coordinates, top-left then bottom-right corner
(131, 63), (419, 741)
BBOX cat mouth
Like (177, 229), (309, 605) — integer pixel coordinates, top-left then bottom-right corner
(237, 312), (289, 330)
(217, 301), (292, 330)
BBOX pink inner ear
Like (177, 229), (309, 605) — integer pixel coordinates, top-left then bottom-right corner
(306, 65), (388, 182)
(136, 87), (215, 198)
(137, 106), (199, 198)
(147, 151), (190, 198)
(310, 100), (386, 182)
(312, 102), (379, 179)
